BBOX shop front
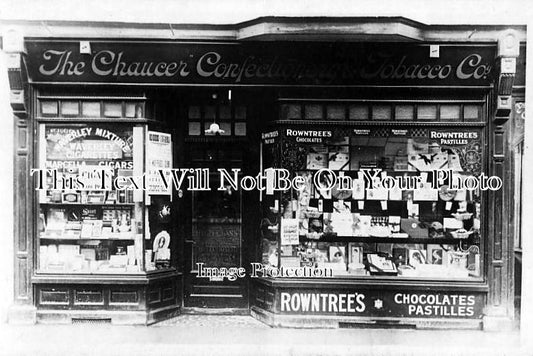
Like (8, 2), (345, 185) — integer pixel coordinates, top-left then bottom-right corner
(2, 18), (525, 329)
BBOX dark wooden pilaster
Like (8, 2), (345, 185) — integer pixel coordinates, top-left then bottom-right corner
(5, 49), (36, 323)
(483, 32), (521, 330)
(484, 121), (514, 329)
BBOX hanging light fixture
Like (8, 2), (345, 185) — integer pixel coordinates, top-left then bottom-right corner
(205, 121), (224, 135)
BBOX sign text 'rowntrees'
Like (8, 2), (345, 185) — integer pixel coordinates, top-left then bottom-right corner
(278, 290), (483, 318)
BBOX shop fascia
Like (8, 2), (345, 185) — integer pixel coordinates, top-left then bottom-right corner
(36, 48), (491, 83)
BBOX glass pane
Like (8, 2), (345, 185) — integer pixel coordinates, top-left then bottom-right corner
(372, 105), (392, 120)
(304, 104), (323, 120)
(188, 106), (201, 119)
(235, 122), (246, 136)
(440, 105), (461, 121)
(464, 105), (480, 121)
(219, 122), (231, 136)
(41, 101), (58, 116)
(103, 102), (122, 117)
(326, 105), (345, 120)
(204, 106), (216, 121)
(82, 102), (101, 117)
(60, 101), (79, 116)
(348, 105), (369, 120)
(188, 122), (201, 136)
(280, 104), (302, 120)
(124, 103), (136, 118)
(417, 105), (437, 120)
(395, 105), (414, 120)
(235, 106), (247, 120)
(220, 105), (231, 120)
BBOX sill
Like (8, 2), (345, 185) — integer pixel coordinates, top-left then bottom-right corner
(32, 268), (181, 284)
(253, 276), (488, 292)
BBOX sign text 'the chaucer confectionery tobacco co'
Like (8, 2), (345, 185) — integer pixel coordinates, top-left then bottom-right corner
(25, 42), (495, 86)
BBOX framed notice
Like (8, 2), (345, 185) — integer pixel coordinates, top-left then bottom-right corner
(146, 131), (173, 195)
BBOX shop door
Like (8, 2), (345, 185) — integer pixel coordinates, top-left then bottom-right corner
(183, 172), (247, 308)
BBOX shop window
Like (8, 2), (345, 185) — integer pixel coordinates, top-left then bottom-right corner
(417, 105), (438, 120)
(36, 123), (172, 274)
(440, 105), (461, 121)
(349, 105), (369, 120)
(395, 105), (414, 121)
(82, 102), (101, 117)
(261, 112), (485, 281)
(41, 101), (58, 116)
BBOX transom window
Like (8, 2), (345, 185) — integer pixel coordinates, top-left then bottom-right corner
(279, 100), (483, 122)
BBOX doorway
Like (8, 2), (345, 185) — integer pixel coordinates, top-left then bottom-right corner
(183, 171), (248, 308)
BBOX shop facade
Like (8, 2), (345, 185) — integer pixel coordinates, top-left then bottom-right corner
(1, 17), (526, 329)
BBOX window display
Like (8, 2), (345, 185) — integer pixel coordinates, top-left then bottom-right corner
(261, 114), (484, 280)
(37, 123), (143, 273)
(36, 121), (173, 274)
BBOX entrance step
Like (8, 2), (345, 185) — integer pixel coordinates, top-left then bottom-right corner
(181, 307), (250, 315)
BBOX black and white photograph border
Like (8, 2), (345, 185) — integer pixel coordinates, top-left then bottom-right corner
(0, 0), (532, 355)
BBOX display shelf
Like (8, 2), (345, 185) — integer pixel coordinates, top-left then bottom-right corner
(32, 269), (180, 285)
(253, 275), (488, 291)
(299, 235), (470, 244)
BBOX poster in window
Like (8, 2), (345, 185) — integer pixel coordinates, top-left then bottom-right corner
(146, 131), (173, 195)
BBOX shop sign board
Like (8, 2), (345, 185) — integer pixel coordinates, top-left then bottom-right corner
(25, 41), (496, 87)
(275, 289), (484, 319)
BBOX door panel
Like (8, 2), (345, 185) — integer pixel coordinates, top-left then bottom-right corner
(184, 174), (247, 308)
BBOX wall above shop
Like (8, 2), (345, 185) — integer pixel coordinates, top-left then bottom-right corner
(0, 16), (527, 43)
(0, 0), (529, 26)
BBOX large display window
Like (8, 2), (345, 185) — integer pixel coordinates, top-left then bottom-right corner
(260, 100), (486, 281)
(35, 98), (174, 275)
